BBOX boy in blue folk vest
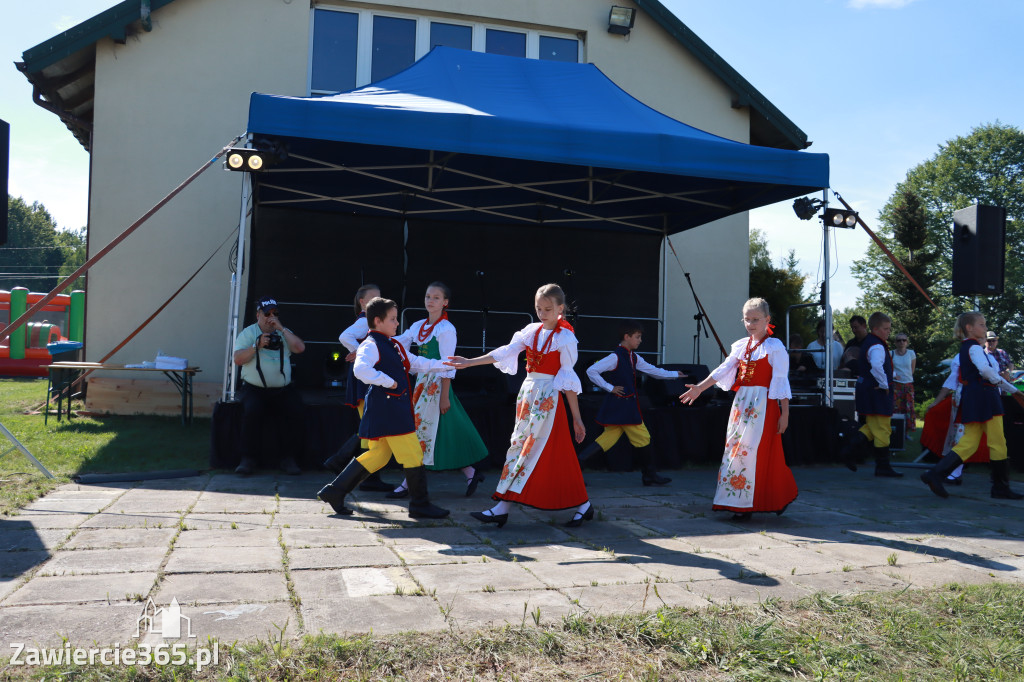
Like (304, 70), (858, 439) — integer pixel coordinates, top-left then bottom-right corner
(316, 297), (455, 519)
(578, 321), (685, 485)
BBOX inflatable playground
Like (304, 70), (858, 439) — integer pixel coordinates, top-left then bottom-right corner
(1, 287), (85, 377)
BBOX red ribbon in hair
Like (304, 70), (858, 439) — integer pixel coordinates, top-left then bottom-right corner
(766, 322), (775, 336)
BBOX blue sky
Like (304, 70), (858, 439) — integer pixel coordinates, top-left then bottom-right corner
(3, 0), (1022, 309)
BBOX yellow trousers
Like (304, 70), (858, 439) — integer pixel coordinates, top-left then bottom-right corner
(595, 423), (651, 451)
(953, 417), (1007, 462)
(356, 433), (424, 472)
(859, 415), (891, 448)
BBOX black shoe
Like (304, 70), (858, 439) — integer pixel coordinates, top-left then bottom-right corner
(470, 510), (508, 528)
(280, 457), (301, 476)
(405, 466), (450, 519)
(839, 430), (868, 472)
(990, 459), (1024, 500)
(874, 445), (904, 478)
(564, 503), (594, 528)
(921, 451), (964, 499)
(730, 512), (753, 522)
(465, 469), (486, 497)
(323, 434), (360, 473)
(946, 475), (963, 486)
(234, 457), (256, 475)
(317, 459), (373, 515)
(577, 441), (604, 464)
(358, 471), (394, 492)
(385, 484), (409, 499)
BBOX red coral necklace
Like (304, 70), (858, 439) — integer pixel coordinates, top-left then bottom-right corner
(417, 311), (447, 343)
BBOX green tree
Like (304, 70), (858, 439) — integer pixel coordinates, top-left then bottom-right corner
(2, 196), (85, 294)
(851, 122), (1024, 399)
(749, 228), (811, 344)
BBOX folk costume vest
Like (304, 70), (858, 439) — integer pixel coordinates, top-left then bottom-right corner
(855, 333), (893, 416)
(358, 331), (415, 439)
(957, 339), (1004, 424)
(595, 346), (643, 425)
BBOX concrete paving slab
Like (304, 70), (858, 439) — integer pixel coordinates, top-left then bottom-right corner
(292, 566), (416, 601)
(163, 545), (282, 573)
(563, 581), (707, 614)
(6, 512), (92, 529)
(65, 527), (177, 550)
(3, 572), (157, 606)
(692, 575), (809, 605)
(811, 539), (939, 569)
(182, 513), (271, 530)
(156, 571), (289, 605)
(269, 512), (342, 529)
(508, 542), (613, 563)
(0, 550), (50, 578)
(390, 544), (504, 566)
(436, 588), (579, 630)
(204, 474), (279, 493)
(45, 486), (126, 498)
(0, 528), (72, 552)
(281, 527), (380, 548)
(302, 593), (447, 636)
(525, 558), (651, 588)
(676, 531), (795, 553)
(191, 493), (278, 514)
(375, 526), (488, 547)
(710, 545), (850, 578)
(464, 522), (575, 546)
(600, 537), (695, 561)
(0, 603), (142, 649)
(408, 561), (547, 598)
(789, 568), (909, 595)
(180, 602), (297, 643)
(20, 497), (114, 514)
(957, 535), (1024, 557)
(0, 578), (19, 602)
(276, 500), (325, 514)
(882, 560), (1001, 588)
(621, 551), (747, 583)
(36, 548), (165, 576)
(78, 512), (181, 530)
(288, 545), (401, 571)
(173, 528), (281, 548)
(103, 490), (200, 513)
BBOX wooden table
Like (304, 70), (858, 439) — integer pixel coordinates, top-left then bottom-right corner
(45, 362), (201, 425)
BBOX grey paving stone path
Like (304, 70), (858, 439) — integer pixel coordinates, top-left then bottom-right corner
(2, 466), (1023, 652)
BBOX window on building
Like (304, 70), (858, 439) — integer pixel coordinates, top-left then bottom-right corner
(311, 9), (358, 93)
(485, 29), (526, 57)
(430, 22), (472, 51)
(539, 36), (579, 63)
(371, 15), (417, 82)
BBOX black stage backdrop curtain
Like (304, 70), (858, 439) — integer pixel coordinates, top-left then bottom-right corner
(245, 206), (662, 390)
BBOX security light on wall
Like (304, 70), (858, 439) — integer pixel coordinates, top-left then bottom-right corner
(823, 207), (859, 229)
(608, 6), (636, 35)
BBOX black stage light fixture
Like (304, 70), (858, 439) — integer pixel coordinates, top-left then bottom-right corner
(823, 207), (858, 229)
(792, 197), (823, 221)
(224, 148), (268, 172)
(608, 6), (636, 35)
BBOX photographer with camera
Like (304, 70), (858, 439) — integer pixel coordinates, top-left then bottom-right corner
(232, 296), (306, 475)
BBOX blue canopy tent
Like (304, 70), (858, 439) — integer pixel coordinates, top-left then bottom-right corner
(223, 47), (829, 399)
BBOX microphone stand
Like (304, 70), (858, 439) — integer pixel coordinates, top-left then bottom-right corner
(683, 272), (727, 362)
(476, 270), (488, 354)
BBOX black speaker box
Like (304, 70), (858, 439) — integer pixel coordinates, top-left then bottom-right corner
(952, 204), (1005, 296)
(643, 363), (710, 406)
(1, 118), (9, 246)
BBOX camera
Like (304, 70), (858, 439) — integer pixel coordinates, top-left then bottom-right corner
(264, 332), (283, 351)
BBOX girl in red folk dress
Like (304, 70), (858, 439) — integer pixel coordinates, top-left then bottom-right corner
(678, 298), (796, 521)
(447, 284), (591, 528)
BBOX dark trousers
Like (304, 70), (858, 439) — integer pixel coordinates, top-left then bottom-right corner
(238, 382), (305, 465)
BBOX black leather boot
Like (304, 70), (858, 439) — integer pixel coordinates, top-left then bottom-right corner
(323, 433), (360, 473)
(577, 440), (605, 464)
(990, 459), (1024, 500)
(874, 445), (903, 477)
(920, 451), (965, 498)
(636, 444), (671, 486)
(358, 470), (394, 492)
(317, 458), (373, 515)
(839, 430), (867, 472)
(405, 466), (450, 519)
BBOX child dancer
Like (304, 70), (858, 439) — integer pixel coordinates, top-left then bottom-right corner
(447, 284), (592, 528)
(678, 298), (796, 520)
(386, 282), (488, 498)
(841, 312), (903, 477)
(921, 312), (1023, 499)
(578, 320), (685, 486)
(323, 284), (391, 492)
(317, 297), (455, 518)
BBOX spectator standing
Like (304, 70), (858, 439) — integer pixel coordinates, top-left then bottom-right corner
(805, 319), (843, 372)
(891, 333), (917, 435)
(985, 331), (1016, 390)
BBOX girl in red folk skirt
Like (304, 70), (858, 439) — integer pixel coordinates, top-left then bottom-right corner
(447, 283), (592, 528)
(679, 298), (797, 521)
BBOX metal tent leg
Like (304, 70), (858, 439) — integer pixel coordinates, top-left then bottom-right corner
(0, 420), (54, 479)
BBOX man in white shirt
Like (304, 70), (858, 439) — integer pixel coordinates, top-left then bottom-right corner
(804, 319), (843, 372)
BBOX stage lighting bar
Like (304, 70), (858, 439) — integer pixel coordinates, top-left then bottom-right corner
(224, 148), (268, 172)
(608, 6), (636, 35)
(792, 197), (823, 221)
(823, 207), (858, 229)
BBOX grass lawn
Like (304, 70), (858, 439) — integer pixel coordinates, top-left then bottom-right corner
(0, 377), (210, 515)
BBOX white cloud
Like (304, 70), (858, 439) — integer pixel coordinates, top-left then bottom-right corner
(847, 0), (918, 8)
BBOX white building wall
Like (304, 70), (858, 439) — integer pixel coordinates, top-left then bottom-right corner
(85, 0), (750, 402)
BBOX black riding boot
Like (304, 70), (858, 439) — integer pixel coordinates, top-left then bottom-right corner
(405, 466), (450, 519)
(577, 441), (604, 464)
(839, 430), (867, 472)
(317, 459), (373, 515)
(323, 433), (360, 473)
(990, 459), (1024, 500)
(636, 444), (671, 486)
(874, 445), (903, 478)
(920, 451), (965, 498)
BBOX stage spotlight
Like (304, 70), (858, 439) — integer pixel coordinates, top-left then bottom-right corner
(608, 6), (636, 35)
(823, 207), (859, 229)
(792, 197), (823, 221)
(223, 148), (277, 172)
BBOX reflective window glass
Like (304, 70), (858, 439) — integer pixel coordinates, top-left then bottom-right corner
(539, 35), (578, 62)
(371, 15), (417, 82)
(430, 22), (472, 51)
(485, 29), (526, 57)
(311, 9), (358, 92)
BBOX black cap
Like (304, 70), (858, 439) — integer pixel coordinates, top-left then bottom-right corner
(256, 296), (279, 313)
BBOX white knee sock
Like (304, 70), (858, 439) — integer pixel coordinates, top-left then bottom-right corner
(575, 500), (591, 515)
(394, 478), (408, 493)
(488, 500), (511, 515)
(461, 466), (475, 479)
